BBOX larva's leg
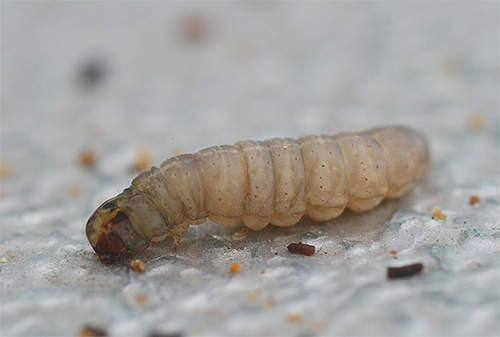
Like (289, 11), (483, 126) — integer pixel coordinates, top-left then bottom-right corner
(235, 140), (275, 230)
(194, 145), (247, 226)
(264, 138), (306, 227)
(335, 133), (389, 212)
(169, 221), (190, 249)
(298, 135), (349, 222)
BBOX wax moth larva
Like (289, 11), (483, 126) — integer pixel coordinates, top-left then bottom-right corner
(86, 126), (429, 263)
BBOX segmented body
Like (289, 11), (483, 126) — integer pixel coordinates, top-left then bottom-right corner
(86, 126), (429, 262)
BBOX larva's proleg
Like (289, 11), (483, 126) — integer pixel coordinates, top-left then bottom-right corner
(86, 126), (429, 263)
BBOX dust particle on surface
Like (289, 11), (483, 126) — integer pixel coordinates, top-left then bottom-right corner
(179, 14), (210, 44)
(131, 259), (146, 274)
(136, 294), (147, 304)
(76, 57), (108, 90)
(0, 161), (11, 178)
(284, 312), (304, 323)
(77, 325), (108, 337)
(469, 194), (481, 206)
(68, 185), (82, 197)
(264, 298), (276, 310)
(79, 150), (98, 169)
(467, 110), (486, 131)
(148, 332), (184, 337)
(230, 262), (240, 273)
(248, 291), (258, 301)
(432, 206), (447, 220)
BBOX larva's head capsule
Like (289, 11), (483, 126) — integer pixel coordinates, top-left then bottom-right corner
(86, 196), (148, 264)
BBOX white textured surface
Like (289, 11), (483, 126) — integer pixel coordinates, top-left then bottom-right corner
(1, 2), (499, 336)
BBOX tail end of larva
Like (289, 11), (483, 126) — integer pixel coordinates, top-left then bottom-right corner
(86, 199), (144, 264)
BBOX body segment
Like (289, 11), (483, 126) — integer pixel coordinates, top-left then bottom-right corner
(298, 135), (348, 222)
(86, 126), (429, 262)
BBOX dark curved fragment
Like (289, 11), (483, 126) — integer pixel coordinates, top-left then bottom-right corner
(387, 263), (424, 279)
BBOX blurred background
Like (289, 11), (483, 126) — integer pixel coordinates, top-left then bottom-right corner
(1, 2), (499, 336)
(1, 1), (498, 211)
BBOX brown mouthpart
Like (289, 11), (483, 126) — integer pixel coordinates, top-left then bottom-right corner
(86, 200), (135, 264)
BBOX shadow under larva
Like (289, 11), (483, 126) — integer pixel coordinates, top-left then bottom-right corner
(86, 125), (429, 263)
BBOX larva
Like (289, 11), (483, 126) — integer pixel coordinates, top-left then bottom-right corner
(86, 126), (429, 263)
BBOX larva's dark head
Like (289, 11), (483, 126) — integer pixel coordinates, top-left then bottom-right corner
(86, 198), (145, 264)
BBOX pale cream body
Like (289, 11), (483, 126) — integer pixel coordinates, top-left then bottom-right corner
(126, 126), (429, 244)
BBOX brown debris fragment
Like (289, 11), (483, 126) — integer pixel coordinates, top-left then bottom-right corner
(68, 185), (82, 197)
(248, 291), (258, 301)
(79, 150), (98, 169)
(180, 14), (209, 44)
(284, 312), (304, 323)
(469, 194), (481, 206)
(0, 161), (11, 178)
(136, 293), (147, 304)
(287, 242), (315, 256)
(77, 325), (108, 337)
(230, 262), (240, 273)
(467, 110), (486, 131)
(148, 332), (184, 337)
(387, 263), (424, 279)
(432, 206), (446, 220)
(264, 298), (276, 310)
(131, 259), (146, 274)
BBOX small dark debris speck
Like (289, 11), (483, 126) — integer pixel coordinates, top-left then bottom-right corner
(387, 263), (423, 279)
(77, 325), (108, 337)
(77, 57), (108, 89)
(149, 332), (184, 337)
(287, 242), (315, 256)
